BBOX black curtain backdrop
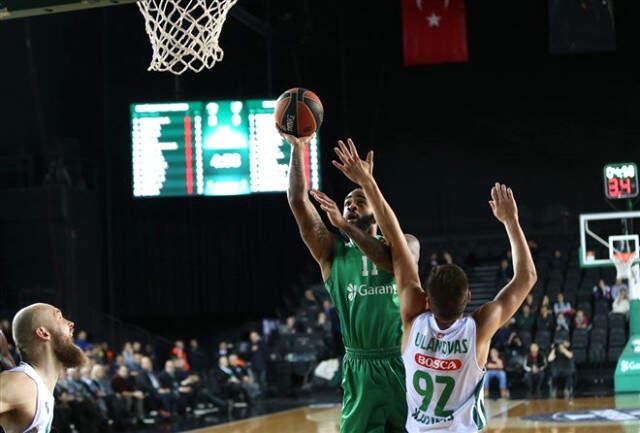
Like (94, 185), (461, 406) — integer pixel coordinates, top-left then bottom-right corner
(1, 1), (639, 332)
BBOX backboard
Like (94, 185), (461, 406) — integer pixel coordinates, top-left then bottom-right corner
(579, 211), (640, 268)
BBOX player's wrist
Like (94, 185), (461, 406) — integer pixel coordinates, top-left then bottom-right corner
(502, 216), (519, 227)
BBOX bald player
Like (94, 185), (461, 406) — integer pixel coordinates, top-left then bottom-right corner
(0, 303), (87, 433)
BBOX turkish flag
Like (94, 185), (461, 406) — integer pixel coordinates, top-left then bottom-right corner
(402, 0), (469, 65)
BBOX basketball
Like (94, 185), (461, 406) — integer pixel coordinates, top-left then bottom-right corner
(274, 87), (324, 138)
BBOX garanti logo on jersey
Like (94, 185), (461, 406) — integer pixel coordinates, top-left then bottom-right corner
(346, 283), (397, 302)
(415, 354), (462, 371)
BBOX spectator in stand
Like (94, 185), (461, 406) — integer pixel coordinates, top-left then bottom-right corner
(249, 331), (268, 389)
(484, 348), (509, 399)
(551, 249), (566, 268)
(554, 293), (574, 317)
(491, 323), (511, 351)
(315, 311), (332, 334)
(502, 329), (525, 370)
(79, 366), (108, 421)
(523, 294), (537, 315)
(496, 258), (513, 287)
(593, 279), (612, 301)
(136, 356), (171, 418)
(540, 295), (551, 312)
(171, 340), (191, 371)
(188, 338), (208, 373)
(132, 341), (142, 354)
(548, 340), (575, 399)
(111, 365), (145, 422)
(556, 313), (570, 332)
(612, 289), (630, 319)
(159, 359), (193, 413)
(215, 356), (249, 402)
(64, 368), (102, 433)
(217, 341), (230, 359)
(442, 251), (453, 265)
(129, 353), (143, 376)
(229, 353), (260, 399)
(515, 305), (535, 331)
(54, 370), (98, 433)
(429, 252), (438, 268)
(122, 342), (135, 366)
(280, 316), (298, 336)
(537, 306), (555, 332)
(74, 330), (90, 351)
(573, 310), (590, 329)
(523, 343), (547, 398)
(140, 344), (155, 368)
(611, 279), (628, 301)
(302, 289), (320, 308)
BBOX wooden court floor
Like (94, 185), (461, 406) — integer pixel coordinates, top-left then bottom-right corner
(183, 394), (640, 433)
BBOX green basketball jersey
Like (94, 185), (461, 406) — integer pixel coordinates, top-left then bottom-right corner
(324, 238), (402, 350)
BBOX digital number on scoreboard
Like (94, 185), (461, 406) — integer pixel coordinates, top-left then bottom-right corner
(603, 162), (638, 200)
(131, 100), (320, 197)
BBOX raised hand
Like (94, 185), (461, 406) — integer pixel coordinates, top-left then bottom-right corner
(489, 183), (518, 224)
(310, 190), (348, 229)
(332, 138), (374, 185)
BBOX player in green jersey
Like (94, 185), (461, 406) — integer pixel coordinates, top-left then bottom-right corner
(283, 133), (420, 433)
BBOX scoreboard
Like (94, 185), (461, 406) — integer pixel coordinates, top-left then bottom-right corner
(131, 100), (320, 197)
(603, 162), (638, 200)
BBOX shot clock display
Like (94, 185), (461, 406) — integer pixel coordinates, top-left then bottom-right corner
(603, 162), (638, 200)
(131, 100), (320, 197)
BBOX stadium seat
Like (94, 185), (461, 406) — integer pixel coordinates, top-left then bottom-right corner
(608, 313), (626, 330)
(571, 328), (589, 349)
(592, 314), (608, 329)
(590, 328), (607, 346)
(589, 344), (606, 364)
(573, 347), (588, 364)
(609, 328), (627, 348)
(608, 346), (624, 363)
(594, 301), (609, 316)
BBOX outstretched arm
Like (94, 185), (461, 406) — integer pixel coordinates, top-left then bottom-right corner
(332, 139), (424, 329)
(473, 184), (537, 361)
(310, 192), (420, 273)
(284, 134), (335, 280)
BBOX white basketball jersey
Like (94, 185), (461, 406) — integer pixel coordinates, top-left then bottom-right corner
(403, 312), (487, 432)
(7, 362), (55, 433)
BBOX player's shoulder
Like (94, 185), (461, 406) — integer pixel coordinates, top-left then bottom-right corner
(0, 370), (37, 404)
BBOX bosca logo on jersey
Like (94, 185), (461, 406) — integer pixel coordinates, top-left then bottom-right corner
(415, 354), (462, 371)
(346, 283), (397, 302)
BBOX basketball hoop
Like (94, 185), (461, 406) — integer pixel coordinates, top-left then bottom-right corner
(613, 251), (637, 280)
(137, 0), (238, 75)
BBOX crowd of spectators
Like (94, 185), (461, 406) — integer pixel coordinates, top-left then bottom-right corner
(487, 247), (630, 400)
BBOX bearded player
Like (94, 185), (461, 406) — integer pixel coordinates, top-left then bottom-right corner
(0, 303), (88, 433)
(332, 140), (536, 432)
(283, 133), (420, 433)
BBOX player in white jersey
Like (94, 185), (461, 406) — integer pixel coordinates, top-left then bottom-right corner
(332, 140), (537, 432)
(0, 304), (88, 433)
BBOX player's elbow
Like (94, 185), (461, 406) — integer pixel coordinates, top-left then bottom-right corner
(515, 268), (537, 289)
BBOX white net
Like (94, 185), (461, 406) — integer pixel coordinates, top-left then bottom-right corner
(137, 0), (238, 75)
(613, 252), (637, 280)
